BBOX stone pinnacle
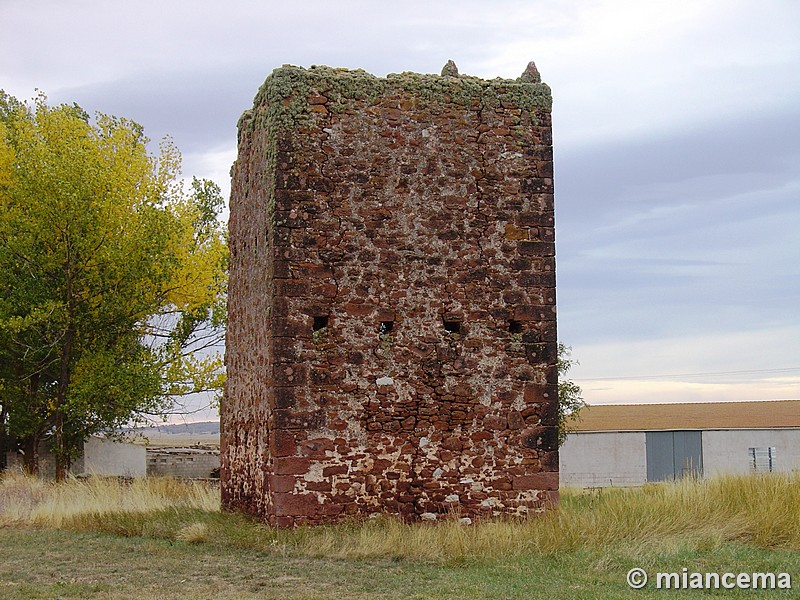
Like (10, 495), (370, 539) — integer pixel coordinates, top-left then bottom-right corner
(518, 61), (541, 83)
(441, 59), (459, 77)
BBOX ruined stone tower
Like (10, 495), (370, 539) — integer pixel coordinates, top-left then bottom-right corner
(222, 62), (558, 526)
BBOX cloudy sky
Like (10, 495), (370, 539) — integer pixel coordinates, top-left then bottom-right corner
(2, 0), (798, 412)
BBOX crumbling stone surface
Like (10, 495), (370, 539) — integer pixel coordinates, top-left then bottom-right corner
(222, 62), (558, 526)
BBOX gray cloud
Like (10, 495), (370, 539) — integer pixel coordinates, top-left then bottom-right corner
(51, 67), (257, 154)
(555, 102), (800, 347)
(3, 0), (799, 402)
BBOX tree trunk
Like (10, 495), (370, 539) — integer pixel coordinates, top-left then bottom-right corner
(22, 435), (39, 475)
(16, 375), (44, 475)
(54, 412), (67, 482)
(54, 323), (76, 483)
(0, 404), (7, 471)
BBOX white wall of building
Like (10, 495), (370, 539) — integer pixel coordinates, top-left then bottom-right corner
(702, 429), (800, 476)
(83, 436), (146, 477)
(559, 431), (647, 488)
(147, 449), (220, 478)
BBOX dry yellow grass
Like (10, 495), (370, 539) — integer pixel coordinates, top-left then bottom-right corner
(0, 472), (219, 528)
(3, 471), (800, 600)
(0, 470), (51, 524)
(2, 471), (799, 561)
(280, 473), (800, 561)
(176, 521), (211, 543)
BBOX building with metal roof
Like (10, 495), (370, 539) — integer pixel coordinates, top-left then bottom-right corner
(559, 400), (800, 488)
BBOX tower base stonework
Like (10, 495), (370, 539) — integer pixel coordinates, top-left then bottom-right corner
(222, 62), (558, 526)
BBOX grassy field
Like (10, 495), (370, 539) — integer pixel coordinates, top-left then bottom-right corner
(1, 473), (799, 598)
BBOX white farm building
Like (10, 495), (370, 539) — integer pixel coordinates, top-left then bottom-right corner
(559, 400), (800, 488)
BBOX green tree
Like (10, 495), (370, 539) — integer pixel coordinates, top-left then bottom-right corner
(558, 343), (585, 447)
(0, 91), (227, 478)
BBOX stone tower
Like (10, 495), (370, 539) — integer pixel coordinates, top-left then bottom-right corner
(222, 62), (558, 526)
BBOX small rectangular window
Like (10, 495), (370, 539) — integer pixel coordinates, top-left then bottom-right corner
(443, 320), (461, 334)
(313, 315), (329, 331)
(749, 447), (776, 473)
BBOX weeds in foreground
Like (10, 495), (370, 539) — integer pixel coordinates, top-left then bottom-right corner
(0, 472), (218, 528)
(2, 471), (800, 562)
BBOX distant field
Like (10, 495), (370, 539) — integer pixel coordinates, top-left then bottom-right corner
(127, 420), (220, 447)
(142, 433), (220, 447)
(1, 473), (799, 598)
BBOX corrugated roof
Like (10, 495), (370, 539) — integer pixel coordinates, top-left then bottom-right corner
(567, 400), (800, 432)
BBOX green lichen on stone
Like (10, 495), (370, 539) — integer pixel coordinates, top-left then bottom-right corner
(240, 63), (552, 137)
(385, 71), (551, 113)
(240, 65), (315, 225)
(308, 65), (388, 106)
(237, 63), (553, 227)
(312, 326), (328, 345)
(250, 64), (315, 133)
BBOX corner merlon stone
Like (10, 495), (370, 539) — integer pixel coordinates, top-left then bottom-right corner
(440, 59), (459, 77)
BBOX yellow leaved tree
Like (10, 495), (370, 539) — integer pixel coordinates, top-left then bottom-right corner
(0, 91), (227, 478)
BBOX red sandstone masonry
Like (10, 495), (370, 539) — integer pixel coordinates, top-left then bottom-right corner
(222, 61), (559, 526)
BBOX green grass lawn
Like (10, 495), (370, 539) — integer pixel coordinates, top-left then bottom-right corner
(1, 528), (797, 599)
(2, 473), (799, 598)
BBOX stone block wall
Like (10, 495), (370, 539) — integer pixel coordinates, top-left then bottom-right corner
(147, 447), (220, 479)
(222, 62), (558, 526)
